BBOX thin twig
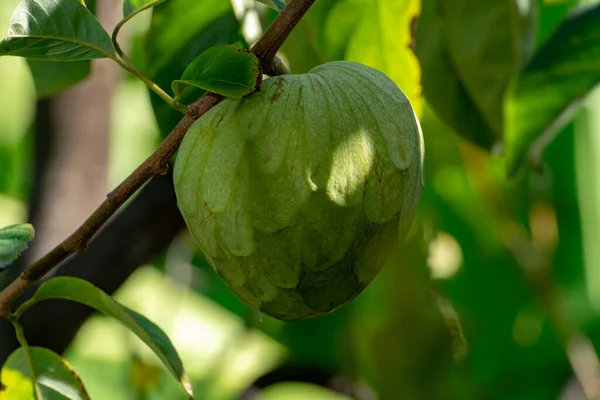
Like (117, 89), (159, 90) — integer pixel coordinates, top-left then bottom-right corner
(0, 0), (316, 317)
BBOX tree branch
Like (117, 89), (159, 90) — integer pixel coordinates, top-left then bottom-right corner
(0, 0), (316, 317)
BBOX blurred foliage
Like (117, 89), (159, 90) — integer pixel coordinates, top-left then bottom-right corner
(1, 0), (600, 399)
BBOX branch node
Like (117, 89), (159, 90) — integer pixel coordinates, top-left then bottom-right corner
(107, 190), (118, 203)
(270, 56), (290, 76)
(154, 163), (169, 176)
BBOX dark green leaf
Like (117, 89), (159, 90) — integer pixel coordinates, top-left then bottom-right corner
(16, 277), (194, 398)
(0, 346), (89, 400)
(22, 0), (97, 96)
(256, 0), (287, 11)
(0, 0), (116, 61)
(172, 44), (259, 99)
(415, 0), (495, 148)
(123, 0), (167, 18)
(444, 0), (536, 134)
(0, 224), (34, 269)
(415, 0), (536, 148)
(503, 3), (600, 176)
(27, 60), (90, 97)
(144, 0), (245, 135)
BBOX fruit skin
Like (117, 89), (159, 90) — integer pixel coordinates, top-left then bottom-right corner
(173, 61), (424, 321)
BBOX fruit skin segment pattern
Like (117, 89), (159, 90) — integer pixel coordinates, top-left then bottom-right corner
(174, 61), (424, 321)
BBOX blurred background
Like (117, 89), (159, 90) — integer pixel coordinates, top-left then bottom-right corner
(0, 0), (599, 399)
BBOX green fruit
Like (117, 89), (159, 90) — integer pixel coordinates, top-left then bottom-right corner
(173, 61), (424, 321)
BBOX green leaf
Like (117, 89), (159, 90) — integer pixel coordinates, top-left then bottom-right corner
(0, 346), (89, 400)
(331, 0), (422, 115)
(0, 0), (116, 61)
(123, 0), (168, 19)
(255, 0), (287, 11)
(503, 3), (600, 176)
(414, 0), (495, 148)
(286, 0), (422, 116)
(16, 277), (194, 398)
(144, 0), (245, 135)
(0, 224), (34, 269)
(172, 44), (259, 99)
(444, 0), (537, 132)
(23, 0), (97, 96)
(416, 0), (536, 148)
(27, 60), (90, 97)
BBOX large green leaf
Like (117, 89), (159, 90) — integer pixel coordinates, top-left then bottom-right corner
(503, 3), (600, 176)
(282, 0), (421, 114)
(0, 0), (115, 61)
(443, 0), (536, 134)
(326, 0), (422, 115)
(16, 277), (194, 399)
(0, 346), (89, 400)
(144, 0), (245, 135)
(414, 0), (495, 148)
(172, 44), (259, 99)
(416, 0), (536, 148)
(0, 224), (34, 269)
(22, 0), (98, 96)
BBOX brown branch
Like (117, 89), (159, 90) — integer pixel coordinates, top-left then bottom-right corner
(0, 0), (316, 317)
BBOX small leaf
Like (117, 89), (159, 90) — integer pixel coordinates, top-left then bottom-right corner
(0, 346), (90, 400)
(255, 0), (287, 11)
(0, 0), (116, 61)
(16, 277), (194, 398)
(503, 3), (600, 176)
(172, 44), (259, 99)
(0, 224), (34, 270)
(123, 0), (168, 19)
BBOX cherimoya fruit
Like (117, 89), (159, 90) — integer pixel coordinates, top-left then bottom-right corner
(173, 61), (424, 321)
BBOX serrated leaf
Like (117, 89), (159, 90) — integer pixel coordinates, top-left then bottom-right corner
(0, 346), (89, 400)
(503, 3), (600, 176)
(172, 44), (259, 99)
(123, 0), (167, 20)
(0, 224), (34, 270)
(16, 277), (194, 399)
(0, 0), (116, 61)
(255, 0), (287, 11)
